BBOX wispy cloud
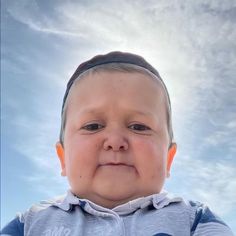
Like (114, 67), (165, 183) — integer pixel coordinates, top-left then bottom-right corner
(6, 0), (235, 109)
(8, 102), (67, 196)
(23, 173), (68, 198)
(171, 154), (236, 216)
(204, 129), (236, 148)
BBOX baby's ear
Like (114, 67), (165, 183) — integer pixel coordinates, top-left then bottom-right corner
(166, 143), (177, 178)
(56, 142), (66, 176)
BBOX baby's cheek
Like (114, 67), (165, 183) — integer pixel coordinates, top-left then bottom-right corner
(132, 138), (167, 173)
(132, 138), (161, 158)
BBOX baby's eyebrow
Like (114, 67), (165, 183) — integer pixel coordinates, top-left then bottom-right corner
(79, 107), (155, 118)
(78, 108), (105, 116)
(126, 109), (155, 118)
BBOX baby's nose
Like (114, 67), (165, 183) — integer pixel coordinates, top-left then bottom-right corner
(103, 133), (128, 151)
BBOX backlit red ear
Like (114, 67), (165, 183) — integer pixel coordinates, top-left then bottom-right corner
(166, 143), (177, 178)
(56, 142), (66, 176)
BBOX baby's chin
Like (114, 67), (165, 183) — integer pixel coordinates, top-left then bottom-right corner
(75, 184), (160, 209)
(70, 170), (164, 208)
(97, 186), (139, 207)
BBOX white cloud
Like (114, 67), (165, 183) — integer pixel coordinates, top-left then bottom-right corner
(11, 108), (60, 168)
(204, 130), (236, 148)
(9, 107), (68, 195)
(23, 173), (68, 197)
(173, 154), (236, 216)
(6, 0), (235, 79)
(227, 120), (236, 129)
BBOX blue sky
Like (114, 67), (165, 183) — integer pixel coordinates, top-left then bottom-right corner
(1, 0), (236, 233)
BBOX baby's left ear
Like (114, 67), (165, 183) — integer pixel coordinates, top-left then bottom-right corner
(56, 142), (66, 176)
(166, 143), (177, 178)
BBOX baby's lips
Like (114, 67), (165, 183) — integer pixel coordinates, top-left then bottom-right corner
(99, 161), (134, 167)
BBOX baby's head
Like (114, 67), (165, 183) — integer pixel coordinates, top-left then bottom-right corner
(56, 52), (177, 208)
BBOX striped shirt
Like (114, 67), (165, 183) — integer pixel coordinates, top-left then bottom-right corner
(1, 190), (234, 236)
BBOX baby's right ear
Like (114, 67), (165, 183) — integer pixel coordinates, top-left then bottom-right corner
(56, 142), (66, 176)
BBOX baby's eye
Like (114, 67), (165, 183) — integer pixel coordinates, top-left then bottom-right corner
(82, 123), (104, 131)
(128, 124), (151, 131)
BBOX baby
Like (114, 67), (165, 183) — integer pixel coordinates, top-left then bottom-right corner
(1, 52), (233, 235)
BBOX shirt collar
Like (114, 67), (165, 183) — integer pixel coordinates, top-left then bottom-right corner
(53, 190), (182, 215)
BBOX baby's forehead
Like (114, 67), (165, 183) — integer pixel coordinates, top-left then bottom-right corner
(67, 68), (169, 118)
(71, 66), (169, 101)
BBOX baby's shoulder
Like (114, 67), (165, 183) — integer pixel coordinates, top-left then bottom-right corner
(1, 195), (66, 236)
(19, 195), (66, 222)
(183, 200), (223, 223)
(179, 199), (233, 235)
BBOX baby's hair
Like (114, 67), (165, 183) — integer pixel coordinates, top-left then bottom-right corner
(59, 63), (174, 146)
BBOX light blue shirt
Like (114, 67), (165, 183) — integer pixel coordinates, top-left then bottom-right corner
(1, 190), (234, 235)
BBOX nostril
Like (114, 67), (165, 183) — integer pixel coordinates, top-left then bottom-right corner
(106, 145), (112, 150)
(120, 145), (126, 150)
(104, 140), (128, 151)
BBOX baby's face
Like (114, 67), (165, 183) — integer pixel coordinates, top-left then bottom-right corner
(57, 70), (175, 208)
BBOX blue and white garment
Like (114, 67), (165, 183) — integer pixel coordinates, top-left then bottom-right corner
(1, 190), (234, 236)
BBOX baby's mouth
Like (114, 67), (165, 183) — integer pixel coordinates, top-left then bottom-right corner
(99, 162), (133, 167)
(97, 162), (138, 175)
